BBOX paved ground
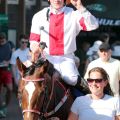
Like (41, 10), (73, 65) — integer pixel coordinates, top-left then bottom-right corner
(0, 91), (23, 120)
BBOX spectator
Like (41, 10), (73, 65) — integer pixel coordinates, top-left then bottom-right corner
(99, 32), (110, 44)
(68, 67), (120, 120)
(8, 41), (15, 52)
(75, 41), (90, 77)
(10, 34), (31, 92)
(0, 32), (13, 117)
(85, 40), (103, 71)
(112, 40), (120, 60)
(84, 43), (120, 97)
(86, 33), (110, 63)
(29, 0), (98, 92)
(87, 40), (103, 61)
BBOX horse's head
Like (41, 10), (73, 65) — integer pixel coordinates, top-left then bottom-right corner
(17, 57), (73, 120)
(16, 57), (50, 120)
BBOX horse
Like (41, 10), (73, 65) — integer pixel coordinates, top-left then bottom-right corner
(16, 57), (74, 120)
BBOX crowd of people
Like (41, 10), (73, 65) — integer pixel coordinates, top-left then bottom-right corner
(0, 33), (13, 117)
(0, 0), (120, 119)
(0, 33), (30, 118)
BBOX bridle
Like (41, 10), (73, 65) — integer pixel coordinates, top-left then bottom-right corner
(21, 76), (70, 120)
(21, 53), (69, 119)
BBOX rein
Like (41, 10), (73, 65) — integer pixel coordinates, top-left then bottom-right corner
(44, 80), (70, 117)
(44, 89), (69, 117)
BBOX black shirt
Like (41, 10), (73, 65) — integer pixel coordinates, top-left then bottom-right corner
(0, 42), (12, 62)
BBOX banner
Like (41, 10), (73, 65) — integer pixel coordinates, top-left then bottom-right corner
(84, 0), (120, 27)
(98, 18), (120, 26)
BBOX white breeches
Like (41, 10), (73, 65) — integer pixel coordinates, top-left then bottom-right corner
(46, 54), (79, 86)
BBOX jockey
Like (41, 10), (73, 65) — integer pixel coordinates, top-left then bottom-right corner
(29, 0), (99, 92)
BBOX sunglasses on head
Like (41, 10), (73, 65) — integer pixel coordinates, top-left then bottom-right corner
(87, 78), (104, 83)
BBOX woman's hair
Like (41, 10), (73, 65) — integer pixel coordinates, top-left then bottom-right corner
(88, 67), (109, 81)
(88, 67), (113, 96)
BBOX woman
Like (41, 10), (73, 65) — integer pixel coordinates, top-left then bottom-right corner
(68, 67), (120, 120)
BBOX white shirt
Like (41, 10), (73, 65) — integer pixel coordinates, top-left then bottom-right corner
(71, 94), (120, 120)
(112, 46), (120, 56)
(10, 48), (30, 82)
(29, 6), (98, 55)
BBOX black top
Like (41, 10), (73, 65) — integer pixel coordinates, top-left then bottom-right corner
(0, 42), (12, 62)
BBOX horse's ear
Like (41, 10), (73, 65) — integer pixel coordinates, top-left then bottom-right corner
(16, 57), (27, 75)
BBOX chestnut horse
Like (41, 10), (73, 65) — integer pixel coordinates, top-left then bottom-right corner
(16, 57), (74, 120)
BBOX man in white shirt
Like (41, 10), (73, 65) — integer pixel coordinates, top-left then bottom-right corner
(10, 34), (30, 87)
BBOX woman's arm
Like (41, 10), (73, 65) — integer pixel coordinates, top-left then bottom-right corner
(68, 111), (79, 120)
(115, 115), (120, 120)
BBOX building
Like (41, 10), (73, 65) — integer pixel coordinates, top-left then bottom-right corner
(0, 0), (48, 47)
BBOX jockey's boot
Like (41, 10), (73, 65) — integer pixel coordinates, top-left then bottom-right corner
(75, 76), (90, 95)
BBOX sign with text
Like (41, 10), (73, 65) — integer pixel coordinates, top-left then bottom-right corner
(98, 18), (120, 26)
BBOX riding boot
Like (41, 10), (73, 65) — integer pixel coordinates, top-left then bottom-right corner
(75, 76), (90, 95)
